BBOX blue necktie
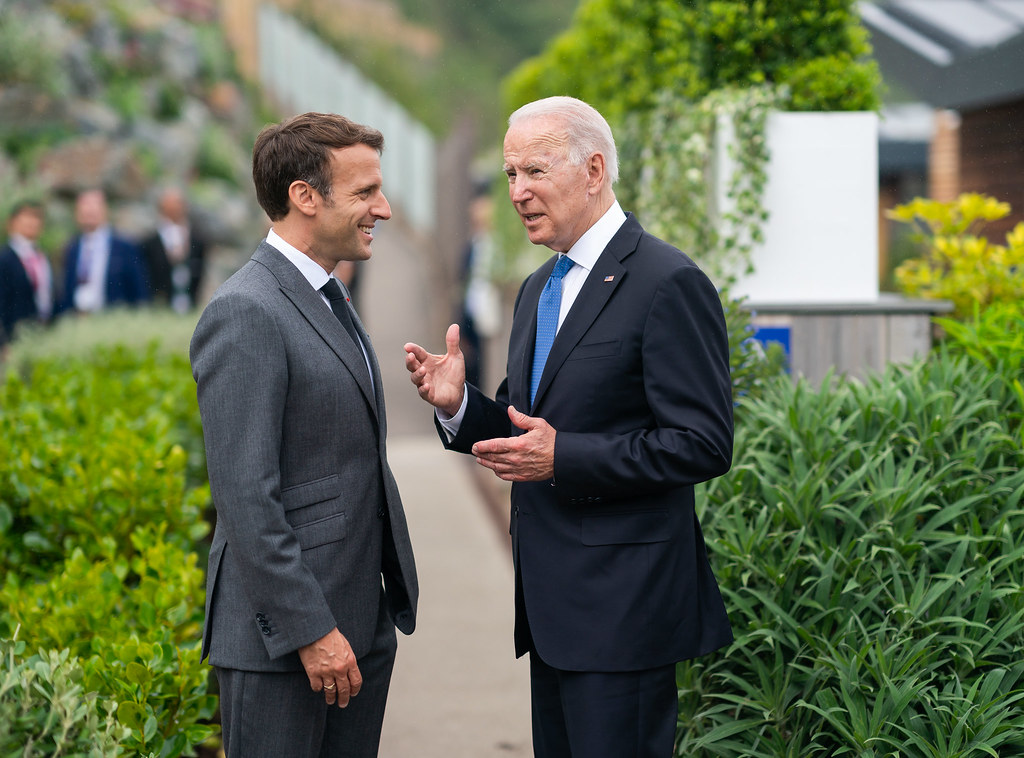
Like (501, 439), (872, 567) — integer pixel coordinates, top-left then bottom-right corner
(530, 255), (574, 406)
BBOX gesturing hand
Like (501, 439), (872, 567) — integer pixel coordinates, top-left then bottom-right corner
(472, 405), (556, 482)
(297, 628), (362, 708)
(404, 324), (466, 417)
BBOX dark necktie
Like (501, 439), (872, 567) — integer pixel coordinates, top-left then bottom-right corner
(530, 254), (575, 406)
(320, 278), (363, 352)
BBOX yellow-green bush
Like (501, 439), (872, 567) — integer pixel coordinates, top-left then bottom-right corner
(889, 193), (1024, 318)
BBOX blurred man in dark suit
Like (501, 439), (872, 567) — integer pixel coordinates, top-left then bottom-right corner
(0, 201), (54, 354)
(141, 187), (207, 312)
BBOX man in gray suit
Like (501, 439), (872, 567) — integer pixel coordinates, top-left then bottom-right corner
(190, 112), (418, 757)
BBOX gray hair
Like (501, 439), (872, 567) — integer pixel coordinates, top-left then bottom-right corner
(508, 96), (618, 186)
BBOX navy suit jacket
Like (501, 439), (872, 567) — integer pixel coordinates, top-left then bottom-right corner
(0, 245), (47, 344)
(444, 213), (734, 672)
(58, 232), (149, 313)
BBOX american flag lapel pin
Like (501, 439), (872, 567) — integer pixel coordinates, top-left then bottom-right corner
(604, 275), (615, 283)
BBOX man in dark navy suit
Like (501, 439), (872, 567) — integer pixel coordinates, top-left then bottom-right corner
(59, 188), (149, 314)
(140, 187), (207, 313)
(1, 201), (54, 353)
(405, 96), (734, 757)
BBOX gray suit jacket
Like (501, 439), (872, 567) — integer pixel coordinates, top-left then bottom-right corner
(190, 241), (417, 672)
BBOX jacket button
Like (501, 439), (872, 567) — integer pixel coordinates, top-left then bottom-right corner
(377, 508), (386, 519)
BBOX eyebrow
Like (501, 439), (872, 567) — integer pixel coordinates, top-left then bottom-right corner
(504, 160), (548, 173)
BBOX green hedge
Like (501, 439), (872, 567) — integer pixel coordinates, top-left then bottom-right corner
(682, 303), (1024, 756)
(0, 324), (215, 757)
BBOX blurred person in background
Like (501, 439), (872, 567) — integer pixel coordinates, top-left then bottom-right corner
(58, 188), (149, 315)
(141, 186), (207, 313)
(0, 201), (54, 356)
(457, 183), (501, 389)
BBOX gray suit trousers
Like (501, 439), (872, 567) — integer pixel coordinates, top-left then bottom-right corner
(216, 594), (398, 758)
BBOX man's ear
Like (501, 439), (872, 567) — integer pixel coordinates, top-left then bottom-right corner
(288, 180), (318, 217)
(586, 152), (606, 195)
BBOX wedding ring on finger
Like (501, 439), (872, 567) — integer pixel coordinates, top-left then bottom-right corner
(324, 682), (336, 691)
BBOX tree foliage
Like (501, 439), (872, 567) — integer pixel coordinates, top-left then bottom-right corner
(503, 0), (881, 122)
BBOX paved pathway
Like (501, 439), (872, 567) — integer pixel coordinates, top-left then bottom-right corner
(358, 224), (532, 756)
(380, 439), (530, 757)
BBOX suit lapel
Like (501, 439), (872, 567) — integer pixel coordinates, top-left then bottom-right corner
(252, 244), (378, 420)
(530, 215), (642, 411)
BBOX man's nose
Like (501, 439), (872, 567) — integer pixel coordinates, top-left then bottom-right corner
(510, 178), (533, 203)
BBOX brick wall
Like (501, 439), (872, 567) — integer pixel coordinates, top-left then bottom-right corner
(959, 99), (1024, 238)
(928, 109), (960, 203)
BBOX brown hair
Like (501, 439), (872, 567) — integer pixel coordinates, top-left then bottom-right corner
(251, 112), (385, 221)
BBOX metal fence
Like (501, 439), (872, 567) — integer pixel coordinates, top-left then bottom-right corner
(257, 4), (436, 234)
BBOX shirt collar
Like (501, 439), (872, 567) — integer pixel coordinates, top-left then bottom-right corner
(8, 234), (37, 260)
(83, 226), (111, 248)
(266, 227), (331, 291)
(564, 201), (627, 272)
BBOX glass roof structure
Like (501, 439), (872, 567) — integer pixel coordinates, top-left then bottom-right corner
(860, 0), (1024, 109)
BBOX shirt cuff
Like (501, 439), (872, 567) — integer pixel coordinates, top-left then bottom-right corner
(435, 386), (469, 441)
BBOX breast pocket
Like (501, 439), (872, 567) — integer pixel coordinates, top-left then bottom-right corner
(566, 339), (621, 361)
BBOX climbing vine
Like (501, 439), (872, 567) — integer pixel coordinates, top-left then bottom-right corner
(618, 85), (785, 287)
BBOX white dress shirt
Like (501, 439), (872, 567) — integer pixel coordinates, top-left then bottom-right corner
(439, 201), (628, 434)
(73, 226), (111, 313)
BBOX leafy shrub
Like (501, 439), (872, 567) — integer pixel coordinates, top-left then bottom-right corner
(0, 330), (217, 756)
(1, 526), (215, 757)
(682, 344), (1024, 756)
(937, 300), (1024, 446)
(6, 308), (199, 366)
(888, 193), (1024, 319)
(0, 636), (127, 756)
(0, 344), (208, 577)
(939, 300), (1024, 372)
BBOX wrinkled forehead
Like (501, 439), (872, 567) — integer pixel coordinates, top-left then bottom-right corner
(503, 117), (570, 168)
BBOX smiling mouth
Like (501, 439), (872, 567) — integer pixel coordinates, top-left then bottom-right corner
(359, 225), (374, 235)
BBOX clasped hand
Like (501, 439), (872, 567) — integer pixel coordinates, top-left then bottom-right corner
(404, 325), (556, 482)
(473, 405), (555, 482)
